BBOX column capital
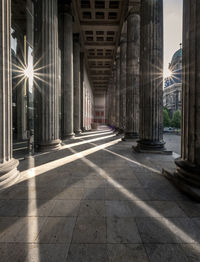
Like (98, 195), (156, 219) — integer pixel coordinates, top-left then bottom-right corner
(112, 64), (117, 71)
(127, 3), (140, 18)
(120, 34), (127, 44)
(63, 4), (73, 16)
(116, 51), (120, 61)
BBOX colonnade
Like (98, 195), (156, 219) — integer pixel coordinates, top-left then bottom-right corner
(0, 0), (200, 196)
(107, 0), (200, 194)
(0, 0), (93, 188)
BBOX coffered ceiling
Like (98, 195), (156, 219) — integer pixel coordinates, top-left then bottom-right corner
(73, 0), (128, 93)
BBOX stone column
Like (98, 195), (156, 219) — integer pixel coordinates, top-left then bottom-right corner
(16, 38), (27, 140)
(83, 84), (86, 130)
(135, 0), (165, 152)
(111, 67), (117, 127)
(109, 81), (113, 126)
(170, 0), (200, 196)
(0, 0), (19, 188)
(80, 52), (84, 131)
(119, 36), (127, 132)
(105, 90), (109, 125)
(73, 34), (81, 134)
(62, 4), (74, 139)
(115, 54), (120, 129)
(107, 86), (111, 125)
(124, 10), (140, 139)
(34, 0), (61, 151)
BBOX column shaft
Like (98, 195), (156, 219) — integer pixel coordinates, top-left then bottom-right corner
(136, 0), (165, 150)
(175, 0), (200, 184)
(73, 35), (81, 134)
(62, 7), (74, 139)
(119, 38), (127, 131)
(110, 69), (116, 127)
(115, 55), (120, 129)
(16, 39), (27, 140)
(125, 12), (140, 139)
(80, 52), (84, 131)
(0, 0), (19, 188)
(34, 0), (61, 151)
(107, 86), (111, 125)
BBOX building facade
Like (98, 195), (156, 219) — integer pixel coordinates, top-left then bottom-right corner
(163, 48), (182, 117)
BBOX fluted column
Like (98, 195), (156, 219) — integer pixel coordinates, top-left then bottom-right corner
(34, 0), (61, 151)
(119, 36), (127, 132)
(115, 54), (120, 129)
(135, 0), (165, 151)
(73, 34), (81, 134)
(62, 5), (74, 139)
(111, 67), (117, 127)
(107, 84), (112, 125)
(0, 0), (19, 188)
(105, 90), (108, 124)
(174, 0), (200, 187)
(124, 10), (140, 139)
(80, 52), (84, 131)
(16, 38), (27, 140)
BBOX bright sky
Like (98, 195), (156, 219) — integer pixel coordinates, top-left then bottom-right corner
(163, 0), (183, 78)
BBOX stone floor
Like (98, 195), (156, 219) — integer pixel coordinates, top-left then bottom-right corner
(1, 127), (200, 261)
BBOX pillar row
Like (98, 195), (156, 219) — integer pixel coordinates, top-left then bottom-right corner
(136, 0), (165, 151)
(124, 11), (140, 139)
(0, 0), (19, 189)
(34, 0), (61, 151)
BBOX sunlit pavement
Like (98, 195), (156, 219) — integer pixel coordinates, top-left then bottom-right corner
(0, 127), (200, 262)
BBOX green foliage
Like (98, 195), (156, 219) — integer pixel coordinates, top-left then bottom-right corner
(163, 109), (171, 127)
(163, 106), (170, 115)
(171, 110), (181, 128)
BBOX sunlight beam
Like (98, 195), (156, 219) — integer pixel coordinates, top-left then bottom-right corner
(62, 134), (116, 149)
(73, 130), (113, 140)
(27, 156), (40, 262)
(18, 138), (121, 184)
(76, 151), (199, 248)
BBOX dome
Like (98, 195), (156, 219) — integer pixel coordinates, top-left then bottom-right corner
(172, 48), (182, 62)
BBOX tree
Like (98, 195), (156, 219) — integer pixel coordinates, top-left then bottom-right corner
(163, 109), (171, 127)
(171, 110), (181, 128)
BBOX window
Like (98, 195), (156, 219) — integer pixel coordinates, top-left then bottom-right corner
(81, 0), (90, 8)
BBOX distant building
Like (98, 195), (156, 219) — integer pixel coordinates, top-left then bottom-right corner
(163, 48), (182, 117)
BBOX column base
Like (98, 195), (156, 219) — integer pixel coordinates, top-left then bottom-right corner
(175, 159), (200, 187)
(133, 140), (172, 155)
(116, 128), (124, 136)
(122, 132), (139, 141)
(35, 139), (61, 152)
(62, 133), (75, 140)
(162, 163), (200, 202)
(0, 159), (19, 190)
(75, 130), (82, 135)
(113, 127), (120, 134)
